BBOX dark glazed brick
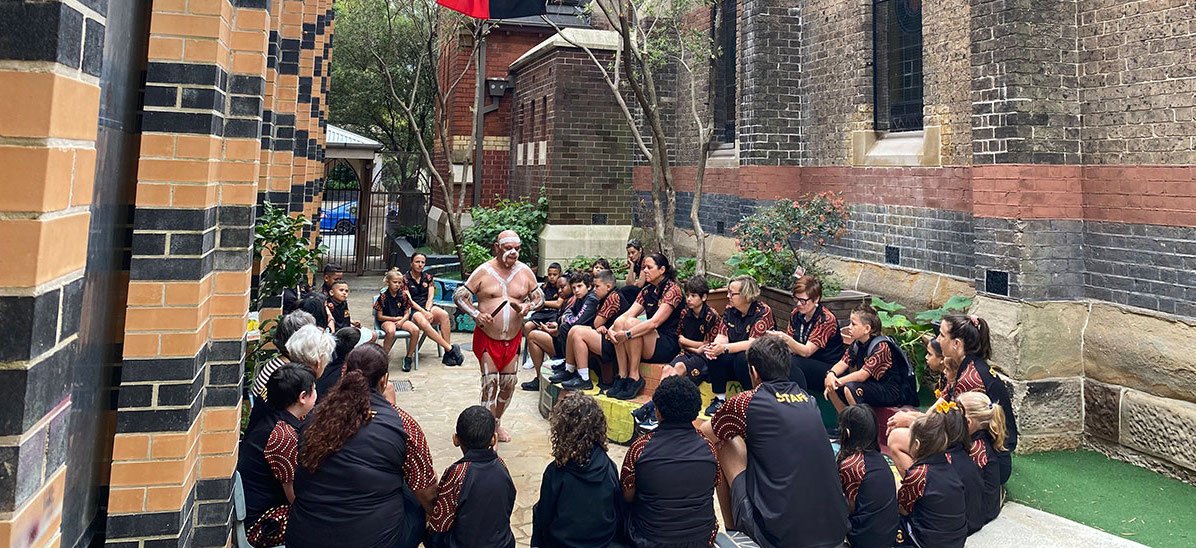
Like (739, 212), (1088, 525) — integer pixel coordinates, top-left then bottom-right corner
(130, 254), (214, 281)
(218, 227), (252, 248)
(208, 363), (243, 385)
(115, 396), (202, 433)
(142, 111), (223, 136)
(132, 232), (167, 255)
(193, 524), (232, 546)
(204, 386), (241, 407)
(229, 96), (262, 117)
(120, 346), (208, 382)
(146, 61), (220, 85)
(197, 499), (232, 525)
(144, 85), (178, 107)
(181, 87), (223, 111)
(60, 277), (84, 340)
(133, 208), (216, 231)
(46, 405), (70, 470)
(0, 2), (83, 69)
(225, 118), (260, 138)
(157, 375), (204, 406)
(106, 511), (180, 539)
(116, 384), (153, 408)
(197, 477), (233, 500)
(82, 18), (104, 76)
(209, 339), (245, 362)
(0, 289), (60, 362)
(0, 343), (74, 436)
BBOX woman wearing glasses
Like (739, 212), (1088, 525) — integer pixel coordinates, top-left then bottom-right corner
(766, 275), (847, 390)
(701, 275), (776, 416)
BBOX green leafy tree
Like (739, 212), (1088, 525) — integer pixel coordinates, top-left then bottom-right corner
(460, 194), (549, 269)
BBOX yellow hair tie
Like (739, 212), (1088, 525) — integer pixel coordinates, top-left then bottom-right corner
(934, 400), (958, 414)
(934, 389), (942, 400)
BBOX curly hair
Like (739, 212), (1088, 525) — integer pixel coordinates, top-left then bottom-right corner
(549, 393), (608, 467)
(298, 344), (388, 472)
(653, 376), (701, 424)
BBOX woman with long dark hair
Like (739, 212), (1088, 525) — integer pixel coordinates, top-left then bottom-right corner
(286, 344), (438, 548)
(606, 253), (685, 400)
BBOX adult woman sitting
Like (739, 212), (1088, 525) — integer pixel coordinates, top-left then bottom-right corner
(885, 314), (1019, 474)
(767, 275), (845, 389)
(285, 324), (336, 380)
(703, 275), (775, 416)
(605, 253), (684, 400)
(250, 310), (316, 402)
(287, 344), (438, 548)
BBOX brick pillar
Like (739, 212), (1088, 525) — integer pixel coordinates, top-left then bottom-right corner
(970, 0), (1083, 301)
(0, 2), (105, 546)
(738, 0), (804, 165)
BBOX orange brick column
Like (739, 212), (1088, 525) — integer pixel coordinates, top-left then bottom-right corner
(0, 6), (104, 546)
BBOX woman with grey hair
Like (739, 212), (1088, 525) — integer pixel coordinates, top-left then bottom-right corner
(251, 310), (316, 402)
(286, 324), (337, 379)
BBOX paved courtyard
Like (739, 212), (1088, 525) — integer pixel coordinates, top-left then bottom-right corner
(345, 276), (1144, 548)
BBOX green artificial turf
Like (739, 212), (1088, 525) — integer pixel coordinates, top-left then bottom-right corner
(1007, 450), (1196, 547)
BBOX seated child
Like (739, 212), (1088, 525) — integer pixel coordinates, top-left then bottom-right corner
(565, 269), (632, 394)
(544, 272), (601, 390)
(825, 304), (918, 411)
(374, 269), (415, 361)
(320, 263), (343, 296)
(957, 391), (1010, 524)
(632, 275), (723, 425)
(700, 335), (848, 548)
(298, 293), (334, 333)
(897, 408), (967, 548)
(524, 263), (564, 342)
(621, 377), (719, 547)
(531, 393), (622, 548)
(326, 280), (359, 330)
(428, 406), (517, 548)
(942, 404), (986, 535)
(837, 405), (899, 548)
(237, 364), (317, 548)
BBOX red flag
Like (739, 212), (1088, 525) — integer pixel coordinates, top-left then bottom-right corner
(437, 0), (546, 19)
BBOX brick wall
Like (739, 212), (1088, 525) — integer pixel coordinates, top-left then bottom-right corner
(801, 0), (870, 166)
(738, 0), (804, 165)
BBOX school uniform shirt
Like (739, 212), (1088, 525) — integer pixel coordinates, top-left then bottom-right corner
(635, 277), (684, 338)
(621, 421), (720, 548)
(940, 355), (1019, 452)
(287, 392), (436, 548)
(596, 291), (628, 327)
(897, 453), (967, 548)
(530, 282), (560, 323)
(374, 288), (410, 320)
(238, 408), (303, 541)
(841, 337), (919, 407)
(718, 301), (775, 344)
(328, 297), (352, 330)
(678, 304), (723, 347)
(531, 444), (622, 548)
(969, 430), (1005, 525)
(838, 450), (899, 548)
(711, 380), (849, 548)
(427, 448), (517, 548)
(405, 271), (435, 308)
(788, 304), (845, 365)
(946, 444), (986, 534)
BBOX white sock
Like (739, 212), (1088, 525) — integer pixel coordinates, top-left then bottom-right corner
(715, 394), (726, 400)
(578, 368), (590, 381)
(566, 363), (576, 373)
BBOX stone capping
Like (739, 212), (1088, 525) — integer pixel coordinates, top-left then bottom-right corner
(851, 128), (942, 167)
(508, 28), (621, 73)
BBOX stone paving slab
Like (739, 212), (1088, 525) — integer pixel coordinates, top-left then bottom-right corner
(345, 275), (1147, 548)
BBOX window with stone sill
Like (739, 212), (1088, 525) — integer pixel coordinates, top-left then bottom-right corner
(712, 0), (737, 144)
(873, 0), (923, 132)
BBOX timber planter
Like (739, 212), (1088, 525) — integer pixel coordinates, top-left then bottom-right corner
(702, 286), (869, 330)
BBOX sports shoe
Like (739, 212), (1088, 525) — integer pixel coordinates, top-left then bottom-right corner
(544, 358), (566, 368)
(402, 357), (413, 372)
(521, 377), (540, 391)
(561, 377), (593, 391)
(638, 416), (659, 431)
(617, 377), (645, 400)
(631, 401), (656, 424)
(548, 370), (577, 384)
(704, 398), (725, 416)
(604, 377), (628, 399)
(521, 355), (535, 369)
(442, 345), (464, 366)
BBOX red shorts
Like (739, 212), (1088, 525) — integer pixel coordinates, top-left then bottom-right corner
(473, 329), (523, 370)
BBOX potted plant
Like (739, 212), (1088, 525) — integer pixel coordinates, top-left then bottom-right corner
(726, 192), (868, 330)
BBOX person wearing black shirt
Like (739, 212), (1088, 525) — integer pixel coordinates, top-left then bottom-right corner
(532, 393), (622, 548)
(606, 253), (685, 400)
(320, 263), (343, 297)
(619, 239), (646, 304)
(767, 275), (845, 390)
(703, 276), (775, 416)
(825, 305), (919, 411)
(622, 377), (720, 547)
(897, 411), (967, 548)
(562, 269), (631, 393)
(402, 255), (465, 366)
(540, 273), (601, 390)
(427, 406), (517, 548)
(702, 335), (849, 548)
(326, 280), (357, 331)
(836, 405), (899, 548)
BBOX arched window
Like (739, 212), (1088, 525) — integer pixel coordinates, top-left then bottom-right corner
(873, 0), (923, 131)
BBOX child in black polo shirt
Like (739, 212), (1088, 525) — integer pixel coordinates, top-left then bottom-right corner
(238, 364), (317, 548)
(942, 405), (986, 535)
(320, 263), (343, 296)
(326, 280), (358, 331)
(957, 391), (1010, 524)
(375, 269), (414, 361)
(701, 335), (848, 548)
(825, 304), (919, 411)
(897, 408), (967, 548)
(632, 276), (723, 426)
(836, 405), (898, 548)
(428, 406), (517, 548)
(621, 377), (720, 547)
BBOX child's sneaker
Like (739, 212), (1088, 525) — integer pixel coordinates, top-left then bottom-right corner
(402, 357), (413, 372)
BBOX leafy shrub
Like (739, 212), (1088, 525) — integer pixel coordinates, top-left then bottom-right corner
(729, 192), (850, 293)
(459, 194), (548, 268)
(565, 255), (630, 278)
(459, 242), (491, 273)
(870, 295), (973, 390)
(254, 202), (326, 311)
(725, 248), (841, 297)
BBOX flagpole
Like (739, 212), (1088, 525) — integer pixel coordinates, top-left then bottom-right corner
(471, 21), (488, 207)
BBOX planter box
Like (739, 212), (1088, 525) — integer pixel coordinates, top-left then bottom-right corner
(759, 286), (870, 331)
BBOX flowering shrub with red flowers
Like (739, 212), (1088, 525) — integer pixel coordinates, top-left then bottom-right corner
(727, 192), (850, 293)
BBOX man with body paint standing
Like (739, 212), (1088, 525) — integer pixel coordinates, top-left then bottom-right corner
(454, 229), (544, 442)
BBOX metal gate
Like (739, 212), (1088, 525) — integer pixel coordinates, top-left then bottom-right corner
(319, 187), (429, 273)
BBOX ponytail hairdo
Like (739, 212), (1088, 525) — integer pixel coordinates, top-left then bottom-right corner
(942, 314), (992, 360)
(299, 344), (390, 472)
(956, 391), (1008, 451)
(385, 267), (402, 281)
(941, 405), (970, 449)
(908, 412), (950, 461)
(836, 404), (880, 464)
(645, 253), (674, 281)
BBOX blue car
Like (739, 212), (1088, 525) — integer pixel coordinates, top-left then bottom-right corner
(319, 201), (358, 234)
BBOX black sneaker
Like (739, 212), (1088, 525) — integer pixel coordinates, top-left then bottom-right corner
(402, 357), (413, 372)
(704, 398), (725, 416)
(548, 370), (577, 384)
(638, 416), (659, 431)
(604, 377), (628, 399)
(521, 377), (540, 391)
(617, 377), (645, 400)
(561, 377), (593, 391)
(631, 401), (656, 424)
(551, 362), (566, 373)
(443, 345), (463, 366)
